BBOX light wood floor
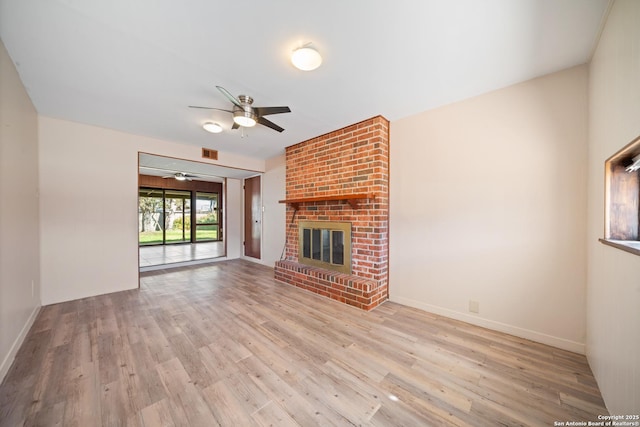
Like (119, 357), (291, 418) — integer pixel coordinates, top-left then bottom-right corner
(0, 260), (607, 426)
(139, 241), (225, 268)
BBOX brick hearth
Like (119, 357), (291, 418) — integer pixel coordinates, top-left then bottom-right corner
(274, 116), (389, 311)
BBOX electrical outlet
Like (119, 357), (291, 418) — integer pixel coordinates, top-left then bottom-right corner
(469, 300), (479, 314)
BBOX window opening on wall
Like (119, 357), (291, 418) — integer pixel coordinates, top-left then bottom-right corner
(602, 135), (640, 256)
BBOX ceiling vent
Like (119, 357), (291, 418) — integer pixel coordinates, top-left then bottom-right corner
(202, 148), (218, 160)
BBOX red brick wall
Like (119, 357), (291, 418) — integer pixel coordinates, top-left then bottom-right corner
(275, 116), (389, 310)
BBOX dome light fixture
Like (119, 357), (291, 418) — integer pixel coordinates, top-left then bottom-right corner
(202, 122), (222, 133)
(291, 44), (322, 71)
(233, 109), (257, 127)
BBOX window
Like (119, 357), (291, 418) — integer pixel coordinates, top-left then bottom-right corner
(602, 135), (640, 255)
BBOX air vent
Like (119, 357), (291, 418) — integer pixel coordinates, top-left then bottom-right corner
(202, 148), (218, 160)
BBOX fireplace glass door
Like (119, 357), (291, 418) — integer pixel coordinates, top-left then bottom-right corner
(299, 221), (351, 274)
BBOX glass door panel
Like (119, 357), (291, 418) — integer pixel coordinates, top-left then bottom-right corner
(138, 188), (164, 245)
(195, 192), (219, 241)
(164, 190), (191, 244)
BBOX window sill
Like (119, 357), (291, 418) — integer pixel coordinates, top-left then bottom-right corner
(599, 239), (640, 256)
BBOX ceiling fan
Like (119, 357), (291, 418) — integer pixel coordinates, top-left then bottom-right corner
(189, 86), (291, 133)
(163, 172), (198, 181)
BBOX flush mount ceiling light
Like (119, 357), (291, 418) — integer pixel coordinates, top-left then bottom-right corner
(202, 122), (222, 133)
(291, 45), (322, 71)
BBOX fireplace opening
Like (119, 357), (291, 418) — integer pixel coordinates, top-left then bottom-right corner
(299, 221), (351, 274)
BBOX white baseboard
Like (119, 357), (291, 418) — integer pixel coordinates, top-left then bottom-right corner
(0, 305), (41, 383)
(390, 296), (585, 354)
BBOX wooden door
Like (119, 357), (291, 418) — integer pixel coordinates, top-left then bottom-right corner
(244, 175), (261, 259)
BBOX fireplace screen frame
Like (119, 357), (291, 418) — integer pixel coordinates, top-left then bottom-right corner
(298, 221), (351, 274)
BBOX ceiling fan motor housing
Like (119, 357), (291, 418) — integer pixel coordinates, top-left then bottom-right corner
(237, 95), (253, 105)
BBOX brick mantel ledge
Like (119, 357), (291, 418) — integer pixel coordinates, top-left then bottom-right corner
(274, 260), (387, 311)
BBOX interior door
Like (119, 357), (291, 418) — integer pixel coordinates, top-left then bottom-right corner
(244, 175), (261, 259)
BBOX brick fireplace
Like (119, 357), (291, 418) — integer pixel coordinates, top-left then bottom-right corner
(274, 116), (389, 311)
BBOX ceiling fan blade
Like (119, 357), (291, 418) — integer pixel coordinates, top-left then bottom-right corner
(216, 86), (243, 109)
(258, 116), (285, 133)
(231, 122), (240, 130)
(161, 175), (174, 179)
(188, 106), (233, 113)
(254, 106), (291, 116)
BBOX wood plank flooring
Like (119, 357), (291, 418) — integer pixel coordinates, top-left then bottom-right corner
(0, 260), (608, 426)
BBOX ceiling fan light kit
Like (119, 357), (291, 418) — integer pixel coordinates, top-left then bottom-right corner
(202, 122), (222, 133)
(291, 45), (322, 71)
(233, 109), (257, 127)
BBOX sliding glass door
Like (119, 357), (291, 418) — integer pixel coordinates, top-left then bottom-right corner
(138, 188), (190, 245)
(164, 190), (191, 244)
(195, 192), (219, 241)
(139, 189), (164, 245)
(139, 188), (219, 245)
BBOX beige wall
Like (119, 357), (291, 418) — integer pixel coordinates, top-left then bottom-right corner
(261, 154), (286, 267)
(38, 117), (264, 305)
(0, 39), (41, 380)
(390, 65), (588, 353)
(225, 178), (243, 260)
(587, 0), (640, 414)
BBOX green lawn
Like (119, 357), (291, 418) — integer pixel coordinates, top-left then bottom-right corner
(139, 227), (218, 245)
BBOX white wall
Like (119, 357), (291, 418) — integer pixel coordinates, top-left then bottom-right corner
(390, 65), (588, 353)
(587, 0), (640, 414)
(225, 178), (242, 259)
(38, 116), (263, 305)
(261, 154), (286, 267)
(0, 39), (41, 381)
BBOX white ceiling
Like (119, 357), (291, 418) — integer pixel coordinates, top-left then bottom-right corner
(1, 0), (610, 160)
